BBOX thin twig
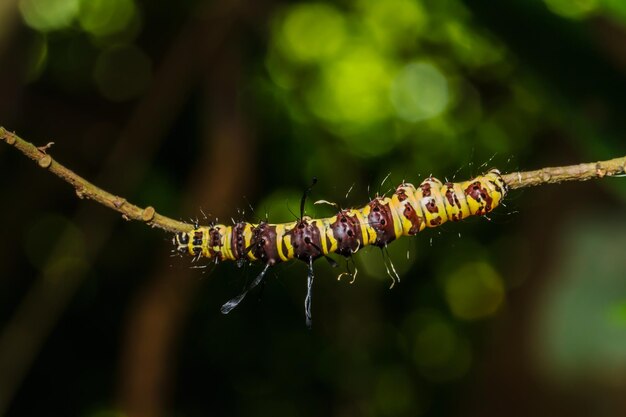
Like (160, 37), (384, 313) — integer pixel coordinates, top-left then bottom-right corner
(1, 126), (193, 234)
(501, 156), (626, 189)
(2, 126), (625, 234)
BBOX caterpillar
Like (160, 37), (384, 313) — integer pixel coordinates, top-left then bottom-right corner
(173, 169), (507, 326)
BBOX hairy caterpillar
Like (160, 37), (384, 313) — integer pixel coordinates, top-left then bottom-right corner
(174, 169), (507, 326)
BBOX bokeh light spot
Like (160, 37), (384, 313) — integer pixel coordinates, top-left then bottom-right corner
(390, 62), (449, 123)
(356, 228), (417, 281)
(307, 46), (394, 128)
(408, 311), (473, 381)
(413, 320), (457, 367)
(277, 3), (346, 63)
(93, 44), (152, 102)
(357, 0), (426, 49)
(19, 0), (79, 31)
(543, 0), (599, 19)
(444, 22), (505, 67)
(78, 0), (136, 37)
(444, 261), (504, 320)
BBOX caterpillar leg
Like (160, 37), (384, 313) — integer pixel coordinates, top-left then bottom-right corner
(381, 246), (400, 289)
(337, 255), (358, 284)
(305, 257), (315, 328)
(221, 263), (270, 314)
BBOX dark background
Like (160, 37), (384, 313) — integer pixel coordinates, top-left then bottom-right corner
(1, 1), (626, 416)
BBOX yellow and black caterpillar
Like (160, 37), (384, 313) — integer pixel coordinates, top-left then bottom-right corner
(174, 169), (507, 326)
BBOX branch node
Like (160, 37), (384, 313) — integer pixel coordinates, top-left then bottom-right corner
(38, 155), (52, 169)
(142, 206), (156, 222)
(540, 170), (551, 182)
(595, 162), (606, 178)
(113, 198), (126, 208)
(76, 188), (86, 199)
(37, 142), (55, 153)
(122, 214), (131, 221)
(3, 129), (16, 145)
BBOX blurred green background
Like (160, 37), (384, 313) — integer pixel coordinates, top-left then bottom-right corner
(1, 0), (626, 416)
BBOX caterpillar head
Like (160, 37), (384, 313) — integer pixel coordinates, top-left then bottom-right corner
(173, 232), (190, 254)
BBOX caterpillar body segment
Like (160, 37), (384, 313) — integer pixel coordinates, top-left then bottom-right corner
(174, 169), (507, 263)
(173, 169), (508, 324)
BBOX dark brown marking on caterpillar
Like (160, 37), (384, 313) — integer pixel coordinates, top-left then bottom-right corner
(430, 217), (443, 226)
(252, 222), (279, 265)
(403, 202), (422, 235)
(444, 185), (461, 222)
(288, 219), (323, 261)
(368, 198), (396, 247)
(465, 181), (493, 215)
(209, 227), (223, 260)
(231, 222), (246, 260)
(330, 210), (362, 256)
(395, 187), (408, 202)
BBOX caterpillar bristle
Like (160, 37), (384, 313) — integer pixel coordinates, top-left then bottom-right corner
(174, 170), (508, 324)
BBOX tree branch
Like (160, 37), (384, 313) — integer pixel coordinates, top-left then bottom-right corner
(1, 127), (193, 234)
(501, 156), (626, 189)
(2, 126), (625, 234)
